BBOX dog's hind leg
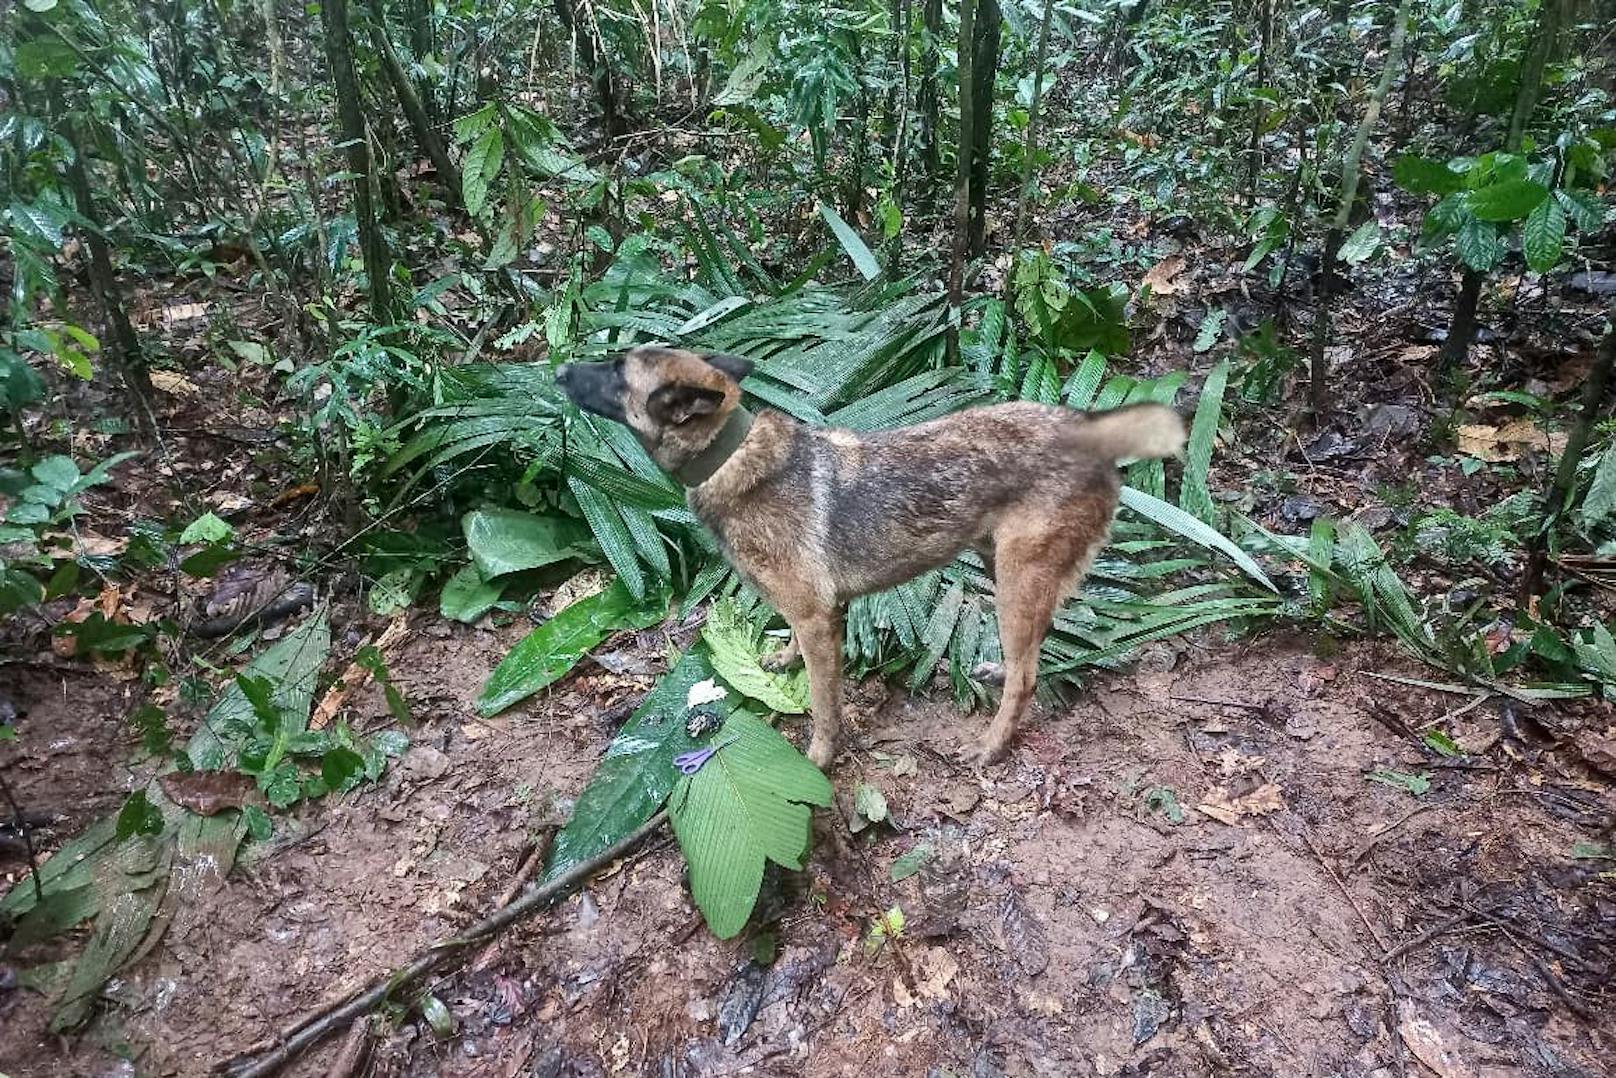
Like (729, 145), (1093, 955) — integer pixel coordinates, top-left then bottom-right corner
(779, 607), (843, 769)
(975, 499), (1112, 764)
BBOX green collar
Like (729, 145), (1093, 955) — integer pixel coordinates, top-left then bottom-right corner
(674, 406), (754, 488)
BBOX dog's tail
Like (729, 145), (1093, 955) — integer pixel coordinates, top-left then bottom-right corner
(1071, 403), (1186, 462)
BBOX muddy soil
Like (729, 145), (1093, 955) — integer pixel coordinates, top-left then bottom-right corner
(3, 621), (1611, 1078)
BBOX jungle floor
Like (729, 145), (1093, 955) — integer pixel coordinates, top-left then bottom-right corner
(3, 613), (1614, 1078)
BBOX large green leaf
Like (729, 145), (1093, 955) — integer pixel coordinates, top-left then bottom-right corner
(1180, 360), (1228, 523)
(187, 612), (331, 770)
(543, 646), (729, 882)
(1455, 217), (1504, 272)
(463, 508), (592, 579)
(439, 564), (505, 622)
(462, 125), (505, 217)
(1522, 196), (1566, 273)
(1555, 189), (1607, 233)
(1582, 448), (1616, 528)
(1119, 486), (1276, 591)
(818, 202), (881, 281)
(669, 711), (833, 938)
(1393, 155), (1465, 196)
(477, 578), (669, 716)
(702, 599), (809, 713)
(1467, 179), (1549, 223)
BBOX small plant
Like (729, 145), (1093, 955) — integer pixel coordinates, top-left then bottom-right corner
(0, 451), (137, 616)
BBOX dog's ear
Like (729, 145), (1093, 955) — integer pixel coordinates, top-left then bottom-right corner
(647, 382), (726, 425)
(700, 352), (754, 382)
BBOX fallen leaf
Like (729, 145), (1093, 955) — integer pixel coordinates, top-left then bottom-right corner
(1576, 730), (1616, 778)
(1141, 255), (1186, 296)
(96, 584), (121, 620)
(1197, 782), (1285, 825)
(1456, 421), (1568, 463)
(892, 753), (918, 777)
(161, 302), (209, 324)
(1397, 1004), (1478, 1078)
(551, 568), (608, 614)
(310, 615), (412, 729)
(892, 945), (959, 1006)
(149, 370), (202, 397)
(940, 781), (980, 818)
(158, 770), (265, 816)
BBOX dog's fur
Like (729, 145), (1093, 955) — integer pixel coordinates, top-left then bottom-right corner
(557, 346), (1186, 767)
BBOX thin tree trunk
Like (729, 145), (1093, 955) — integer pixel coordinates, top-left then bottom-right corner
(1012, 0), (1055, 250)
(1244, 0), (1272, 205)
(554, 0), (627, 141)
(370, 17), (463, 196)
(62, 118), (156, 440)
(945, 0), (976, 365)
(404, 0), (436, 124)
(917, 0), (942, 183)
(1309, 0), (1410, 419)
(1520, 321), (1615, 600)
(884, 0), (913, 275)
(321, 0), (395, 323)
(1444, 0), (1566, 379)
(967, 0), (1001, 257)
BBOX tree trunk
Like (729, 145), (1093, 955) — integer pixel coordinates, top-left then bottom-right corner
(966, 0), (1001, 257)
(917, 0), (942, 183)
(370, 17), (463, 196)
(1244, 0), (1271, 205)
(554, 0), (627, 141)
(321, 0), (395, 324)
(1012, 0), (1055, 249)
(945, 0), (976, 365)
(1519, 320), (1615, 601)
(1445, 0), (1565, 376)
(62, 118), (156, 441)
(1309, 0), (1410, 420)
(404, 0), (436, 124)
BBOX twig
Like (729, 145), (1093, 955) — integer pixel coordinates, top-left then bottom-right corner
(0, 766), (44, 903)
(1382, 909), (1476, 962)
(1278, 818), (1389, 957)
(217, 810), (670, 1077)
(1351, 801), (1442, 867)
(1496, 926), (1595, 1022)
(1170, 694), (1273, 714)
(324, 1018), (369, 1078)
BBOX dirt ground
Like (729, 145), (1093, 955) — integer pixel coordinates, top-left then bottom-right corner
(3, 615), (1612, 1078)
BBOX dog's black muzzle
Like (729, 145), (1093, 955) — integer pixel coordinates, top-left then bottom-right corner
(555, 360), (627, 423)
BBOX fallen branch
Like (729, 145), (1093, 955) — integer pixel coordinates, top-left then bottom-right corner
(217, 810), (670, 1077)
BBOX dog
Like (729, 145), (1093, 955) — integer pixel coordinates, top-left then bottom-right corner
(556, 346), (1185, 768)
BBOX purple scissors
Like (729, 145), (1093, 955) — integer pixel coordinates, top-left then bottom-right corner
(674, 736), (738, 776)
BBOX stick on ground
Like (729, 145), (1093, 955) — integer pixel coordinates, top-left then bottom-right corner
(217, 810), (669, 1077)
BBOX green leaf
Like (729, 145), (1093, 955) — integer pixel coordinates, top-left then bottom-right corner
(1423, 731), (1462, 757)
(226, 340), (272, 366)
(242, 805), (273, 841)
(1455, 217), (1504, 272)
(1192, 310), (1226, 354)
(818, 202), (881, 281)
(439, 564), (504, 622)
(1180, 360), (1228, 523)
(1582, 448), (1616, 528)
(477, 577), (669, 716)
(179, 511), (234, 545)
(889, 843), (933, 882)
(702, 600), (809, 713)
(1466, 179), (1549, 222)
(24, 0), (60, 12)
(367, 567), (421, 615)
(669, 712), (833, 938)
(544, 646), (728, 882)
(321, 747), (366, 791)
(1119, 487), (1276, 591)
(1554, 189), (1607, 233)
(1366, 768), (1431, 796)
(1393, 155), (1465, 196)
(186, 612), (330, 771)
(1522, 196), (1566, 273)
(462, 126), (505, 217)
(115, 791), (164, 840)
(462, 508), (591, 579)
(31, 455), (80, 492)
(1337, 220), (1381, 265)
(854, 782), (889, 827)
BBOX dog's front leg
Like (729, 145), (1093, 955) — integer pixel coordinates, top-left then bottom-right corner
(785, 610), (843, 769)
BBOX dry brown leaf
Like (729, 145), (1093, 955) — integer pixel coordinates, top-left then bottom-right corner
(160, 302), (208, 324)
(1456, 421), (1568, 463)
(1197, 782), (1285, 825)
(1141, 255), (1186, 296)
(158, 770), (265, 816)
(310, 614), (412, 730)
(892, 945), (959, 1007)
(551, 569), (609, 615)
(1397, 1004), (1478, 1078)
(150, 369), (202, 397)
(97, 583), (122, 620)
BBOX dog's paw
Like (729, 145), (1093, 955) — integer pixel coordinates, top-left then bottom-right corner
(970, 661), (1006, 687)
(762, 643), (801, 672)
(806, 738), (835, 770)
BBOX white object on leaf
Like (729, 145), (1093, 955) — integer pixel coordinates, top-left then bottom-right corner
(686, 678), (728, 709)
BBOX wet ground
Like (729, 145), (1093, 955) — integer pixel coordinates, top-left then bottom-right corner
(3, 617), (1611, 1078)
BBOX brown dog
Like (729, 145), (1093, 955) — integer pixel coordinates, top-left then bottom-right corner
(557, 346), (1185, 767)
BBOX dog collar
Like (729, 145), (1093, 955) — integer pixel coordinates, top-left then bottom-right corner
(674, 405), (754, 488)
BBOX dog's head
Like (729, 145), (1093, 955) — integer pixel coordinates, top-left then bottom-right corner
(555, 346), (754, 471)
